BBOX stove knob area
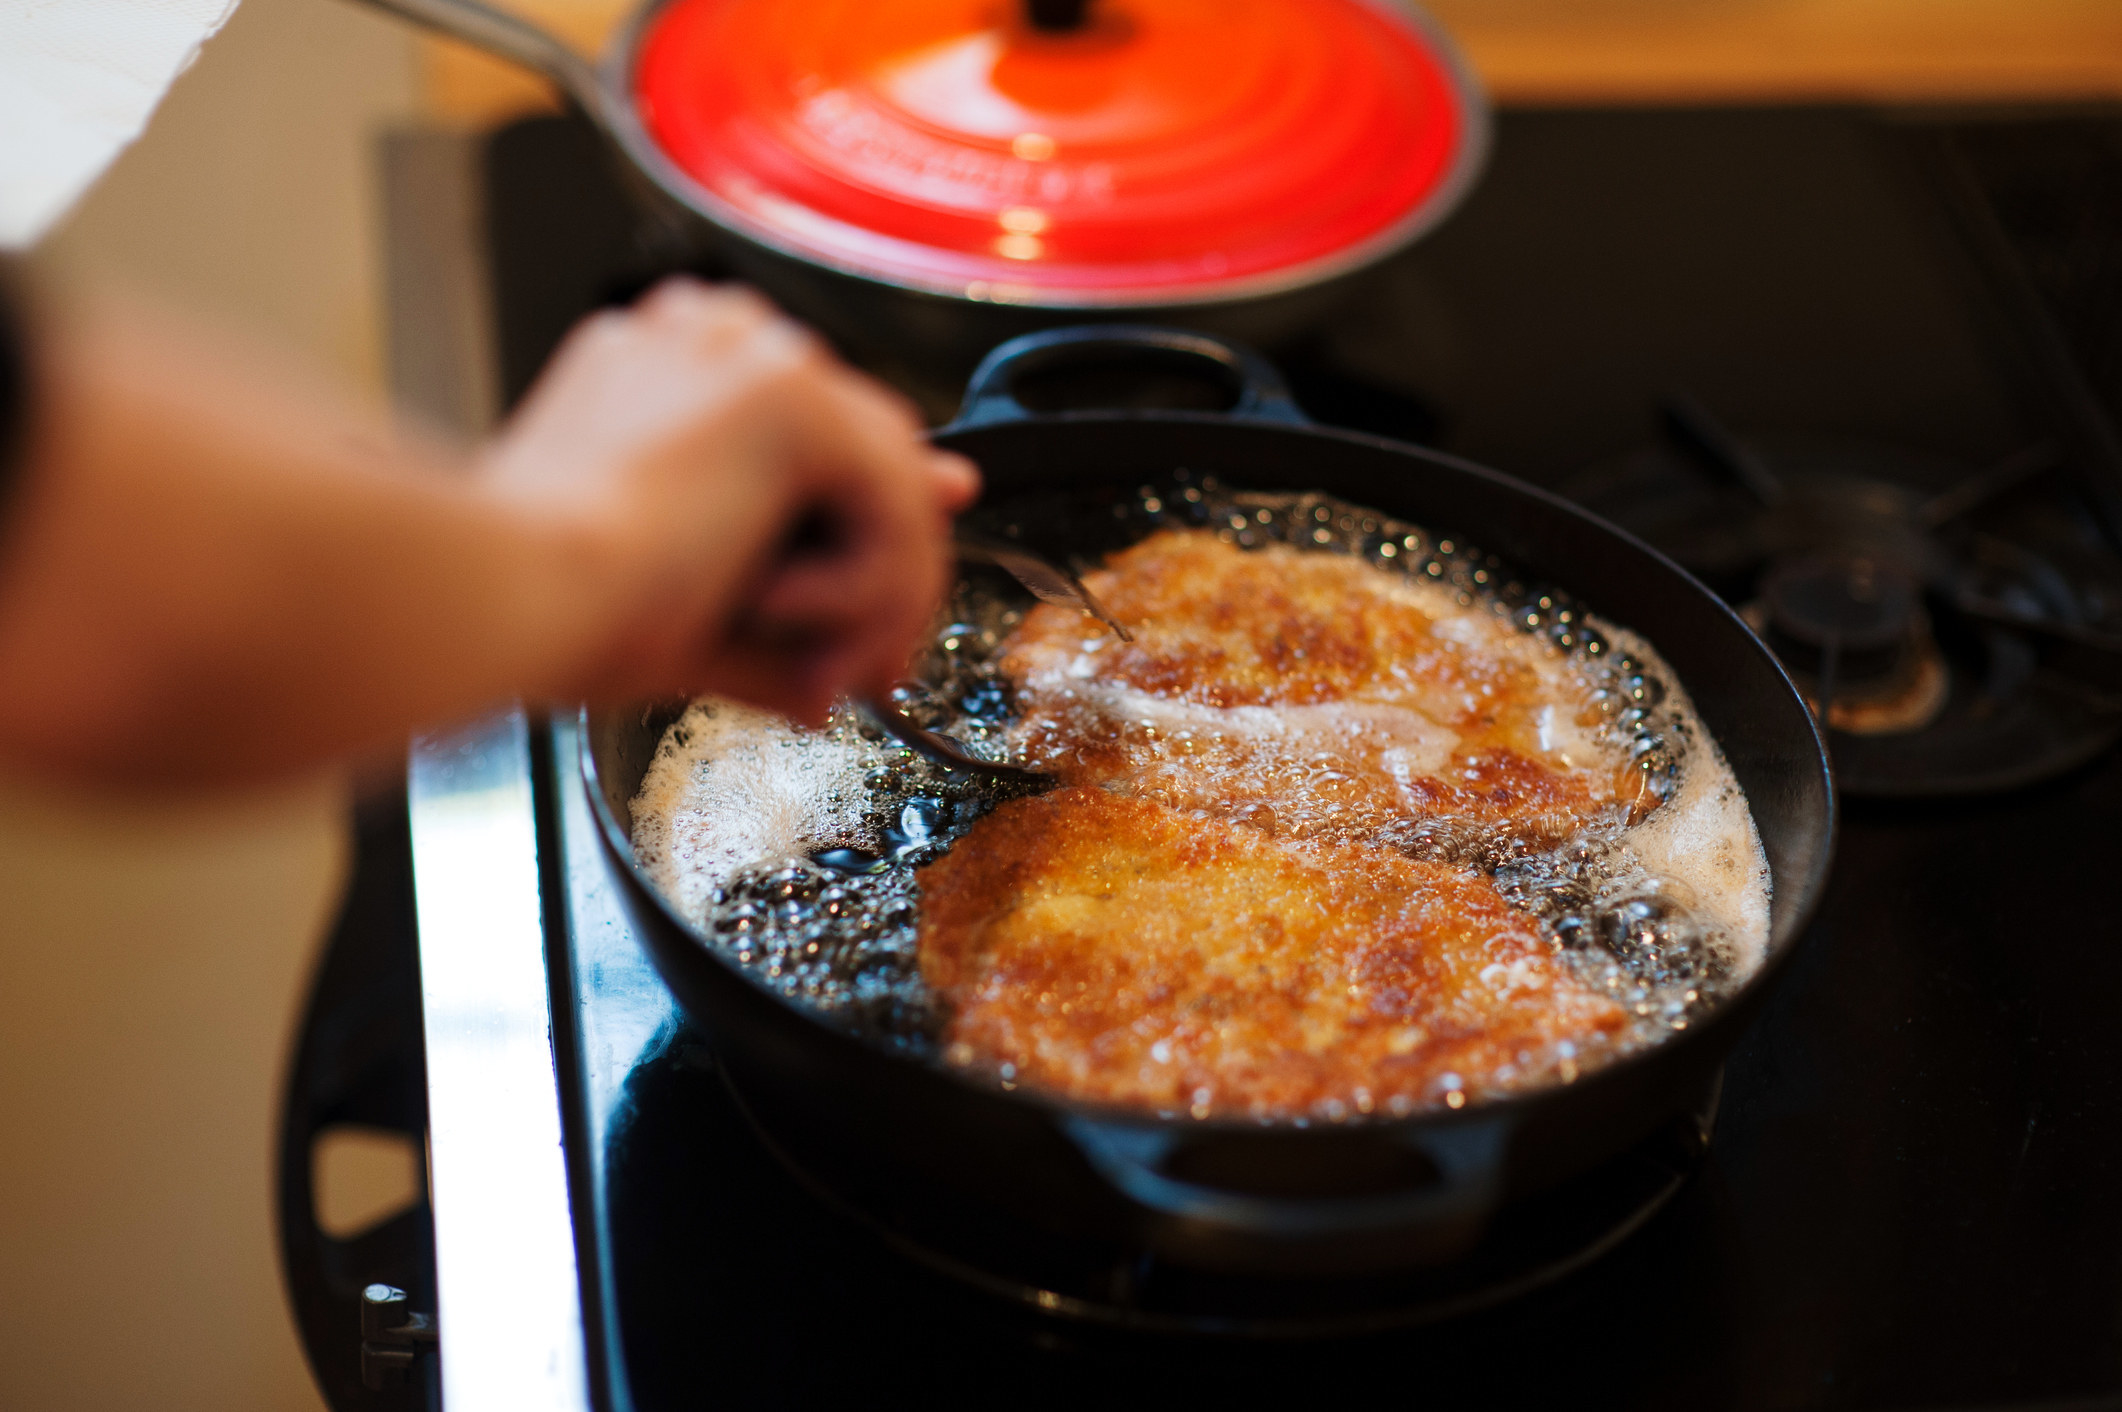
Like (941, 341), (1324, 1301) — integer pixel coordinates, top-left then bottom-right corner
(358, 1284), (438, 1392)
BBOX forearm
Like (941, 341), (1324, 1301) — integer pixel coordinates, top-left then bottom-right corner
(0, 276), (970, 791)
(0, 296), (611, 788)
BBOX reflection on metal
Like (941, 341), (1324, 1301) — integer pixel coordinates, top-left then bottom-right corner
(552, 715), (676, 1100)
(550, 715), (679, 1412)
(409, 711), (590, 1412)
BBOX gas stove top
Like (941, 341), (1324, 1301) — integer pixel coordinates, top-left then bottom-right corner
(289, 103), (2122, 1411)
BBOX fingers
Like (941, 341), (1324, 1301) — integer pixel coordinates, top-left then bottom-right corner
(632, 276), (775, 338)
(706, 631), (846, 726)
(733, 367), (949, 698)
(635, 279), (825, 378)
(929, 450), (982, 513)
(639, 278), (976, 518)
(496, 277), (976, 720)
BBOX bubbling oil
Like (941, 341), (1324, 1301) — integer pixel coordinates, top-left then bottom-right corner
(629, 474), (1771, 1106)
(630, 697), (1034, 1052)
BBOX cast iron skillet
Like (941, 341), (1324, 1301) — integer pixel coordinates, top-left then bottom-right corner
(582, 327), (1836, 1277)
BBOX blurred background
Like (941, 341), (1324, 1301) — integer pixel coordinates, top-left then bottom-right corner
(2, 0), (2117, 1407)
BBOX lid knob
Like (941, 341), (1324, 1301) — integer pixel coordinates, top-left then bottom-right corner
(1025, 0), (1091, 32)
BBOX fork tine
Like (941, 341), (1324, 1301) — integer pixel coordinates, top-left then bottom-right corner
(955, 535), (1133, 642)
(858, 696), (1050, 780)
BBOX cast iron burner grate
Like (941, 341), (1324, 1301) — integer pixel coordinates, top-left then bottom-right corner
(1564, 399), (2122, 796)
(711, 1058), (1720, 1339)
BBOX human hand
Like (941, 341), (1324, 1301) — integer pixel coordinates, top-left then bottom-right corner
(0, 276), (974, 788)
(482, 278), (979, 722)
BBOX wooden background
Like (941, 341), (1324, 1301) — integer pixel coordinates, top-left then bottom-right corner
(423, 0), (2122, 126)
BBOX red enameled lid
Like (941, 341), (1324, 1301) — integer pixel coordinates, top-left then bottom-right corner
(631, 0), (1483, 304)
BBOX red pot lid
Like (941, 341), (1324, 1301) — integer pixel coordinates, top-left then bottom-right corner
(630, 0), (1485, 305)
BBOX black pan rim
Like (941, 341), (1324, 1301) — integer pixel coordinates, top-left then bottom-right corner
(579, 408), (1838, 1137)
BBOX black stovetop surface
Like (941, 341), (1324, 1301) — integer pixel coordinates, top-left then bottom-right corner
(543, 734), (2122, 1411)
(477, 105), (2122, 1409)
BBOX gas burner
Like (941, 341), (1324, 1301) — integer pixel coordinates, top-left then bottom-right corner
(715, 1060), (1718, 1338)
(1565, 398), (2122, 796)
(1751, 552), (1950, 736)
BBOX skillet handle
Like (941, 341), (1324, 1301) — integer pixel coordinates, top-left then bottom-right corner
(950, 324), (1311, 429)
(345, 0), (608, 117)
(1062, 1113), (1509, 1271)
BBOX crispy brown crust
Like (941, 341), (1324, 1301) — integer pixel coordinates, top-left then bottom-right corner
(999, 530), (1649, 845)
(1011, 531), (1529, 712)
(919, 788), (1627, 1116)
(916, 528), (1641, 1117)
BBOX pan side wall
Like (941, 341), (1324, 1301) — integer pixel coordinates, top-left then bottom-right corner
(581, 414), (1833, 1271)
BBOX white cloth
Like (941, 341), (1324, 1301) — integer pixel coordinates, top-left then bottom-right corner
(0, 0), (241, 248)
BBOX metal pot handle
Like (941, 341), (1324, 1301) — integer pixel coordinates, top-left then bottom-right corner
(347, 0), (609, 118)
(950, 324), (1311, 429)
(1061, 1112), (1509, 1247)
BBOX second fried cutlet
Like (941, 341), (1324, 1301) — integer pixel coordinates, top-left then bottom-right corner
(919, 786), (1629, 1117)
(999, 529), (1652, 851)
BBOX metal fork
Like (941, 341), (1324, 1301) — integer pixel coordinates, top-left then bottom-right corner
(857, 535), (1128, 779)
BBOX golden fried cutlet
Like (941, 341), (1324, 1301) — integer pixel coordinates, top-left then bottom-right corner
(1000, 529), (1651, 848)
(919, 787), (1629, 1117)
